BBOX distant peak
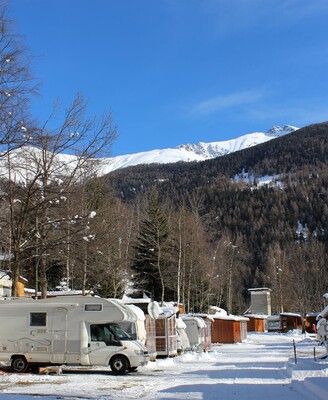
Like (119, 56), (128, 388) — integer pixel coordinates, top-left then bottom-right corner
(267, 125), (298, 137)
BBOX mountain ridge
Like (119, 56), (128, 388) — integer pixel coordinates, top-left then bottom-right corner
(107, 122), (328, 201)
(97, 125), (298, 174)
(0, 125), (298, 182)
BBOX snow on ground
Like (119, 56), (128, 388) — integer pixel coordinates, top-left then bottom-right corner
(0, 331), (327, 400)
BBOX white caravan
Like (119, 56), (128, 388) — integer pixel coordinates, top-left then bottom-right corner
(118, 303), (147, 345)
(0, 296), (149, 374)
(176, 316), (190, 353)
(181, 315), (206, 352)
(316, 304), (328, 357)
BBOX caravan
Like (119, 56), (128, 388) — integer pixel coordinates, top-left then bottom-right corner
(0, 296), (149, 374)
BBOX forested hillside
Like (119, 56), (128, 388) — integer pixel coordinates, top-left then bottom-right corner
(108, 122), (328, 197)
(104, 122), (328, 314)
(2, 113), (328, 316)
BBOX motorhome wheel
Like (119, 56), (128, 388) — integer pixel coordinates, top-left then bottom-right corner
(11, 356), (29, 373)
(110, 355), (129, 374)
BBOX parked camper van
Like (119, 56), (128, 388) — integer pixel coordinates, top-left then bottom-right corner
(0, 296), (149, 374)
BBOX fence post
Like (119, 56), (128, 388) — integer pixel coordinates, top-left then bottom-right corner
(293, 339), (297, 364)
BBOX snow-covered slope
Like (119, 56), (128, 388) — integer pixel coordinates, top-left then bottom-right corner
(96, 125), (298, 174)
(0, 125), (298, 181)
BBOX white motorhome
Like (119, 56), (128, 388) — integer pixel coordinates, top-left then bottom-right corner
(0, 296), (149, 374)
(316, 304), (328, 356)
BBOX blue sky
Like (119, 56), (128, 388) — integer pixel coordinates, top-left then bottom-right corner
(8, 0), (328, 156)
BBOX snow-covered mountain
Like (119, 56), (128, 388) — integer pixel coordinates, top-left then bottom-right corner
(0, 125), (298, 182)
(96, 125), (298, 175)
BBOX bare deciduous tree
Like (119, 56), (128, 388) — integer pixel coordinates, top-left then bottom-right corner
(0, 5), (37, 155)
(6, 94), (117, 297)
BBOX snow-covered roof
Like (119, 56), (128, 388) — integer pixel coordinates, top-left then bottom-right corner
(267, 315), (281, 321)
(160, 308), (176, 318)
(213, 314), (249, 322)
(161, 305), (179, 314)
(24, 289), (87, 297)
(190, 313), (214, 322)
(280, 312), (301, 317)
(182, 315), (207, 328)
(244, 314), (268, 319)
(208, 306), (227, 316)
(248, 287), (272, 292)
(122, 295), (151, 304)
(48, 290), (87, 296)
(305, 312), (319, 317)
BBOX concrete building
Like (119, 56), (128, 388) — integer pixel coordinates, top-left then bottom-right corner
(248, 288), (272, 316)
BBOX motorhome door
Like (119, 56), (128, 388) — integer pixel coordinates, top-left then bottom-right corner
(51, 307), (68, 363)
(88, 323), (122, 365)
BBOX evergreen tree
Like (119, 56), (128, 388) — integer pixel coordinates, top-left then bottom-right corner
(131, 192), (170, 303)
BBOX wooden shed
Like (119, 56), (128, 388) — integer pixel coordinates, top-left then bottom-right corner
(267, 313), (302, 333)
(305, 313), (319, 334)
(211, 315), (249, 344)
(280, 312), (302, 333)
(245, 314), (267, 332)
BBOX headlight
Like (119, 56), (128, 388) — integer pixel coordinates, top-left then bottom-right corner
(134, 349), (143, 355)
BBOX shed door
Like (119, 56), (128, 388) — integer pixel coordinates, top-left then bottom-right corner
(51, 308), (68, 362)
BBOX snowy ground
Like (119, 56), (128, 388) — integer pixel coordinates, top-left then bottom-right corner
(0, 331), (327, 400)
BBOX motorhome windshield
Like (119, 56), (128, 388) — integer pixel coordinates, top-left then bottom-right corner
(90, 323), (132, 344)
(108, 323), (132, 340)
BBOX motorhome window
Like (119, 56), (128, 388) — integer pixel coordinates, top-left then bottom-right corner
(30, 312), (47, 327)
(108, 323), (132, 340)
(91, 324), (108, 342)
(85, 304), (102, 311)
(90, 323), (131, 344)
(91, 324), (115, 345)
(119, 322), (136, 340)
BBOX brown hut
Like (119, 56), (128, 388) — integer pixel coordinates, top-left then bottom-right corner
(305, 313), (319, 334)
(245, 314), (267, 332)
(280, 313), (302, 333)
(211, 315), (249, 344)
